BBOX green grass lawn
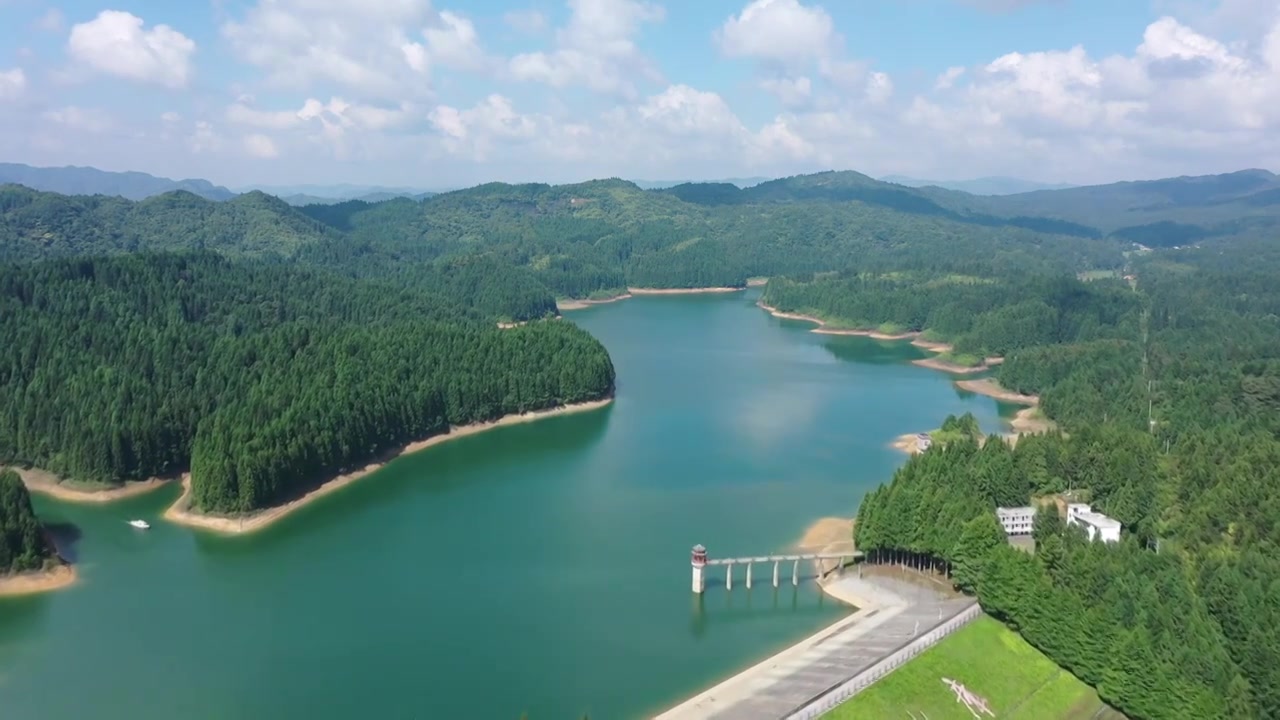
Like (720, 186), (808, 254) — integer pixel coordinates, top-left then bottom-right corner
(824, 615), (1123, 720)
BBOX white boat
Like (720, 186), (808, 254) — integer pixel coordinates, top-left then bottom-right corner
(128, 519), (150, 530)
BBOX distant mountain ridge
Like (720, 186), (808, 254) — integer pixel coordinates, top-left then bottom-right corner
(880, 175), (1077, 195)
(0, 164), (446, 206)
(629, 176), (772, 190)
(4, 161), (1277, 251)
(0, 163), (235, 201)
(278, 191), (438, 207)
(925, 168), (1280, 245)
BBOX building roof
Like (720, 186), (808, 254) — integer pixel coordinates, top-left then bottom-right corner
(1074, 511), (1121, 530)
(996, 506), (1035, 516)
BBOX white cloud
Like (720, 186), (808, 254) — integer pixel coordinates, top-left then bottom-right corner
(244, 134), (280, 158)
(717, 0), (839, 66)
(12, 5), (1280, 188)
(42, 106), (112, 134)
(190, 121), (223, 154)
(36, 8), (65, 33)
(223, 0), (463, 99)
(894, 14), (1280, 179)
(504, 9), (548, 34)
(401, 10), (493, 76)
(428, 95), (567, 162)
(508, 0), (664, 97)
(67, 11), (195, 88)
(865, 72), (893, 104)
(759, 75), (812, 108)
(228, 96), (417, 160)
(935, 66), (965, 90)
(717, 1), (879, 108)
(636, 85), (747, 138)
(0, 68), (25, 101)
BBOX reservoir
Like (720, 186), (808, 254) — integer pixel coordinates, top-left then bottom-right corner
(0, 290), (1011, 719)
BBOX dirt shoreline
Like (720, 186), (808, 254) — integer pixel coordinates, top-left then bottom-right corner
(955, 378), (1039, 405)
(757, 301), (956, 348)
(560, 284), (747, 310)
(891, 433), (929, 455)
(910, 357), (989, 374)
(163, 398), (614, 535)
(14, 467), (172, 504)
(797, 516), (857, 577)
(890, 379), (1053, 455)
(0, 564), (76, 598)
(557, 294), (633, 311)
(627, 286), (745, 295)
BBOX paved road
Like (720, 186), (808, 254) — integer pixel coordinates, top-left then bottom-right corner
(655, 570), (975, 720)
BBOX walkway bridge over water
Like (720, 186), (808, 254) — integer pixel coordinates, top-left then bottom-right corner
(691, 545), (865, 593)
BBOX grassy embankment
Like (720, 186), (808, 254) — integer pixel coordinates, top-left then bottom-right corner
(823, 615), (1123, 719)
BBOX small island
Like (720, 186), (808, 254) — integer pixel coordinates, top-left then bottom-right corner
(891, 413), (985, 455)
(0, 469), (74, 597)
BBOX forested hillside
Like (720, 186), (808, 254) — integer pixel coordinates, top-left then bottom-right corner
(0, 469), (57, 575)
(762, 272), (1141, 361)
(0, 253), (615, 514)
(0, 185), (334, 261)
(298, 176), (1125, 298)
(850, 235), (1280, 718)
(1, 176), (1130, 313)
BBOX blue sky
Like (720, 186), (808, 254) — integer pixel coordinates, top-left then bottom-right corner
(0, 0), (1277, 188)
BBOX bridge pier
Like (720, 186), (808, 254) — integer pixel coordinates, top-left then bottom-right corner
(690, 546), (864, 594)
(691, 545), (707, 594)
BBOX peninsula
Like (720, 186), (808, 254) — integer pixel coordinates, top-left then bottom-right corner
(164, 398), (613, 534)
(0, 469), (72, 597)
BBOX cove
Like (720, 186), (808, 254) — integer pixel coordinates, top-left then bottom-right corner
(0, 290), (1014, 720)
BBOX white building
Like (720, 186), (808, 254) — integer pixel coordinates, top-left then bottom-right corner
(916, 433), (933, 452)
(1067, 503), (1121, 543)
(997, 506), (1036, 535)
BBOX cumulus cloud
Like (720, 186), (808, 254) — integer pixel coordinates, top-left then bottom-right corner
(228, 96), (417, 158)
(14, 3), (1280, 187)
(243, 134), (280, 158)
(900, 14), (1280, 179)
(865, 72), (893, 104)
(717, 0), (885, 107)
(508, 0), (665, 97)
(403, 10), (493, 75)
(717, 0), (839, 66)
(935, 66), (965, 90)
(223, 0), (485, 99)
(759, 75), (812, 108)
(429, 95), (544, 160)
(42, 106), (112, 134)
(503, 9), (548, 34)
(0, 68), (25, 101)
(67, 11), (195, 88)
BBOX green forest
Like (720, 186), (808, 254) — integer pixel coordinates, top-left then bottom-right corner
(1, 173), (1128, 310)
(848, 238), (1280, 718)
(0, 252), (615, 514)
(3, 169), (1280, 714)
(762, 271), (1141, 360)
(0, 469), (56, 574)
